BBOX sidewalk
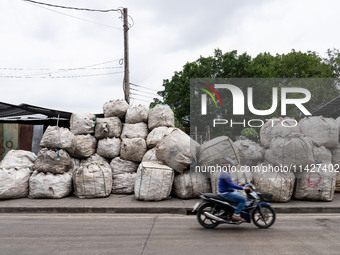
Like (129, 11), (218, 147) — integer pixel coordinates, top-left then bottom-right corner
(1, 193), (340, 214)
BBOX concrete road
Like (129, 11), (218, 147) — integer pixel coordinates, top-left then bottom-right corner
(0, 214), (339, 255)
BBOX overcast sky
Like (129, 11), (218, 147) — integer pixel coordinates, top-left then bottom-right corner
(0, 0), (339, 114)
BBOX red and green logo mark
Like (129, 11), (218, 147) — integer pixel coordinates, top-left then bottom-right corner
(199, 82), (222, 107)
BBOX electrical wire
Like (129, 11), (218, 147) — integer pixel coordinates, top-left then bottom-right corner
(0, 71), (124, 79)
(25, 1), (122, 30)
(130, 83), (159, 92)
(131, 97), (152, 103)
(130, 88), (160, 97)
(130, 92), (158, 99)
(23, 0), (122, 13)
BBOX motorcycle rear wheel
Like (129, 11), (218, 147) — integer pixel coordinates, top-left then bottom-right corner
(252, 205), (276, 229)
(196, 202), (220, 229)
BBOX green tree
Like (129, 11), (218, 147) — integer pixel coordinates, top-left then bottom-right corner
(153, 49), (338, 134)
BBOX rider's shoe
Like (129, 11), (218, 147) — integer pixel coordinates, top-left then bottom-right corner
(232, 214), (245, 222)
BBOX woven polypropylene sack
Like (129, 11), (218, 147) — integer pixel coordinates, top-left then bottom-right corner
(234, 139), (264, 166)
(94, 117), (122, 139)
(173, 170), (211, 199)
(294, 164), (336, 201)
(73, 161), (112, 198)
(142, 148), (159, 162)
(110, 157), (139, 175)
(299, 116), (339, 148)
(29, 171), (72, 199)
(332, 144), (340, 192)
(146, 127), (174, 149)
(80, 153), (109, 164)
(252, 167), (295, 202)
(134, 162), (174, 201)
(0, 150), (36, 169)
(121, 122), (148, 139)
(313, 145), (332, 163)
(155, 129), (191, 173)
(260, 118), (300, 148)
(73, 134), (97, 159)
(148, 104), (175, 130)
(120, 138), (147, 163)
(112, 173), (136, 194)
(40, 126), (76, 155)
(96, 137), (121, 159)
(265, 133), (314, 168)
(0, 168), (31, 199)
(337, 117), (340, 135)
(103, 99), (129, 119)
(125, 105), (148, 124)
(33, 148), (73, 174)
(70, 113), (96, 135)
(198, 136), (240, 171)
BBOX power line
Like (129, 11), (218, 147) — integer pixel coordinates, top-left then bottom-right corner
(23, 0), (122, 13)
(26, 1), (122, 30)
(130, 92), (158, 100)
(130, 88), (160, 97)
(130, 83), (159, 92)
(0, 71), (124, 79)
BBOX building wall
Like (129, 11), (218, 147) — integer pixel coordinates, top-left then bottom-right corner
(0, 123), (43, 160)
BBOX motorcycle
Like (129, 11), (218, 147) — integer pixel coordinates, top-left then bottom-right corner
(192, 183), (276, 229)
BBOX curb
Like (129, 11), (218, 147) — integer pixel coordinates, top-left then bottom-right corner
(1, 206), (340, 214)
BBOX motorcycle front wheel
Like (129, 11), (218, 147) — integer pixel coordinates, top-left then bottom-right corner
(252, 205), (276, 229)
(196, 202), (220, 229)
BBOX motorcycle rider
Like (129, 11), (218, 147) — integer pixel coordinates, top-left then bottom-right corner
(218, 159), (251, 221)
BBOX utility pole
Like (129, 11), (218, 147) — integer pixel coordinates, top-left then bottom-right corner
(123, 8), (130, 104)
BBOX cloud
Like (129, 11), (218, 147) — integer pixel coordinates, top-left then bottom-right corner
(0, 0), (339, 112)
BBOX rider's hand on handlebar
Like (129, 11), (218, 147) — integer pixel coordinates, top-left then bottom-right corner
(244, 187), (252, 191)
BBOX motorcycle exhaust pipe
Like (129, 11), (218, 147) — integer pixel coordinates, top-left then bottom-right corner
(204, 212), (228, 223)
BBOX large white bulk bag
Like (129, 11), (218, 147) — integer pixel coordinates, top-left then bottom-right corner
(29, 171), (72, 199)
(148, 104), (175, 130)
(40, 126), (76, 155)
(33, 148), (73, 174)
(73, 161), (112, 198)
(121, 123), (149, 139)
(112, 173), (136, 194)
(73, 134), (97, 159)
(313, 145), (332, 163)
(70, 113), (96, 135)
(260, 118), (300, 148)
(299, 116), (339, 148)
(337, 117), (340, 135)
(198, 136), (240, 170)
(125, 105), (148, 124)
(0, 167), (31, 199)
(155, 129), (191, 173)
(294, 164), (336, 201)
(120, 138), (147, 162)
(146, 127), (174, 149)
(110, 157), (139, 175)
(134, 162), (174, 201)
(96, 137), (121, 159)
(0, 150), (36, 169)
(331, 144), (340, 192)
(94, 117), (122, 139)
(234, 139), (264, 166)
(265, 133), (314, 168)
(142, 148), (159, 162)
(103, 99), (129, 119)
(173, 170), (211, 199)
(80, 153), (109, 164)
(252, 167), (295, 202)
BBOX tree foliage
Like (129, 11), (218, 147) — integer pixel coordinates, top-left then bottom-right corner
(152, 49), (339, 131)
